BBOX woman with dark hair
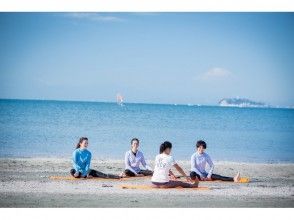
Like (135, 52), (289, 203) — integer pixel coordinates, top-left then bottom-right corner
(70, 137), (120, 179)
(121, 138), (153, 177)
(190, 140), (240, 182)
(151, 141), (199, 188)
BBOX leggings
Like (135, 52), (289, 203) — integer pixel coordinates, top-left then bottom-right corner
(70, 169), (120, 179)
(152, 180), (197, 188)
(124, 169), (153, 177)
(190, 171), (234, 182)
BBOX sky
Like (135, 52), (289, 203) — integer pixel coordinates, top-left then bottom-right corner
(0, 13), (293, 106)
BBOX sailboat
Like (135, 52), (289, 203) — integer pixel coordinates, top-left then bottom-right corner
(116, 93), (124, 106)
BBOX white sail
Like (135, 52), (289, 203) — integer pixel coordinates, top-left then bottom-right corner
(116, 93), (124, 106)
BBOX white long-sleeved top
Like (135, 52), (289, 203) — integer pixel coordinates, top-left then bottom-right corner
(190, 152), (214, 178)
(124, 150), (151, 175)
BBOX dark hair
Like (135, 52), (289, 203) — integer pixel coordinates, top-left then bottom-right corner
(131, 138), (139, 145)
(196, 140), (207, 149)
(159, 141), (172, 153)
(76, 137), (88, 149)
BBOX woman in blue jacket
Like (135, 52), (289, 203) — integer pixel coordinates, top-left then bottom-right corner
(70, 137), (120, 179)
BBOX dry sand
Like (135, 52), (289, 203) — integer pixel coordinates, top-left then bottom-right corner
(0, 158), (294, 207)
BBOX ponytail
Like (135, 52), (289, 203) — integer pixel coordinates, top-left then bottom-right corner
(159, 141), (172, 153)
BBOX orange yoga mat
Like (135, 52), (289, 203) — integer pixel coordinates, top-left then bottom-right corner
(49, 176), (148, 181)
(49, 176), (249, 183)
(176, 177), (250, 183)
(119, 184), (210, 190)
(49, 176), (121, 181)
(204, 177), (250, 183)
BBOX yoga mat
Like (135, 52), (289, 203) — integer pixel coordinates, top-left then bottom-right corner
(49, 176), (121, 181)
(119, 184), (210, 190)
(176, 176), (250, 183)
(204, 177), (250, 183)
(49, 176), (249, 183)
(49, 176), (148, 181)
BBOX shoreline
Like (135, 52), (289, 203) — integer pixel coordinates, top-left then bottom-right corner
(1, 157), (294, 165)
(0, 158), (294, 207)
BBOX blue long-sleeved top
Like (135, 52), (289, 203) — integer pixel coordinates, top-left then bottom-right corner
(72, 148), (92, 177)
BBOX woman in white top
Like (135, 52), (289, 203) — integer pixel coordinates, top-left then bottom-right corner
(151, 141), (198, 188)
(190, 140), (240, 182)
(121, 138), (153, 177)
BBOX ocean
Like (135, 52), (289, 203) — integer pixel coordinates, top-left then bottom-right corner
(0, 99), (294, 163)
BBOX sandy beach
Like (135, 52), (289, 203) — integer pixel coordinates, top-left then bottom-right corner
(0, 158), (293, 207)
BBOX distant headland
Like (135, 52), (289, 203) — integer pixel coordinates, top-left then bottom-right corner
(219, 98), (268, 108)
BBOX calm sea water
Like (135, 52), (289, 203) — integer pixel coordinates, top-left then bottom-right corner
(0, 99), (294, 163)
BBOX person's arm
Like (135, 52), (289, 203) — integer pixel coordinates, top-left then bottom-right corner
(140, 153), (152, 171)
(206, 154), (215, 179)
(169, 169), (177, 180)
(173, 163), (191, 182)
(124, 152), (138, 175)
(190, 154), (205, 179)
(83, 152), (91, 177)
(72, 150), (82, 172)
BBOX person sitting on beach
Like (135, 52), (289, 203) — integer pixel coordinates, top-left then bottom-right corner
(70, 137), (120, 179)
(190, 140), (240, 182)
(121, 138), (153, 177)
(151, 141), (199, 188)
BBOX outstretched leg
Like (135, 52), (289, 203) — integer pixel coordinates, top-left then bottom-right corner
(211, 173), (233, 182)
(163, 180), (198, 188)
(89, 169), (120, 179)
(123, 169), (136, 177)
(190, 171), (201, 181)
(138, 170), (153, 176)
(70, 169), (81, 178)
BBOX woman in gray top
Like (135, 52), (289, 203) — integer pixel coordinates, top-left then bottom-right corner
(190, 140), (241, 182)
(121, 138), (153, 177)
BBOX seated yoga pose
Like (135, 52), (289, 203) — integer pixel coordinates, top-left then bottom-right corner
(70, 137), (120, 179)
(121, 138), (153, 177)
(190, 140), (240, 182)
(151, 141), (199, 188)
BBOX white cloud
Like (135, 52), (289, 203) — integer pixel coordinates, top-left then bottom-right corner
(65, 13), (125, 22)
(198, 67), (232, 80)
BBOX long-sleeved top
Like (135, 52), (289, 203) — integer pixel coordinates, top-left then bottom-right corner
(124, 150), (151, 175)
(72, 148), (92, 177)
(190, 152), (214, 178)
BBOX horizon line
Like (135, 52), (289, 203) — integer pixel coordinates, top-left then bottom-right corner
(1, 98), (293, 110)
(0, 97), (211, 107)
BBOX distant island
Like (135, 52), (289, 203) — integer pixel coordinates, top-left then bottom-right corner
(219, 98), (268, 108)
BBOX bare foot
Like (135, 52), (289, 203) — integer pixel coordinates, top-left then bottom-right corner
(192, 178), (199, 188)
(119, 172), (126, 178)
(74, 171), (80, 178)
(234, 172), (241, 182)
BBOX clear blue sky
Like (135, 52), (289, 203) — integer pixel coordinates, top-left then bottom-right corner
(0, 13), (293, 106)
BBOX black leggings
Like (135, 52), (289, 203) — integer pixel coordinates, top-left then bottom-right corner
(152, 180), (197, 188)
(124, 169), (153, 177)
(190, 171), (234, 182)
(70, 169), (120, 179)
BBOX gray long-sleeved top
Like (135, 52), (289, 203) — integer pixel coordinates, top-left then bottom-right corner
(124, 150), (151, 175)
(190, 152), (214, 178)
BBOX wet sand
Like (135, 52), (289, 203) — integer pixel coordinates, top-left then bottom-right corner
(0, 158), (294, 207)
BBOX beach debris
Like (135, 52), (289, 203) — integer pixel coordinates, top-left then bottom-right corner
(102, 184), (113, 187)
